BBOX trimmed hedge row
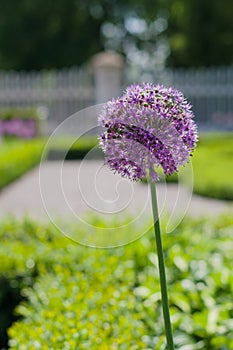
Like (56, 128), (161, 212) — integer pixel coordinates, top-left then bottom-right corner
(47, 136), (102, 160)
(0, 216), (232, 349)
(146, 133), (233, 200)
(0, 108), (40, 120)
(0, 139), (45, 190)
(191, 133), (233, 200)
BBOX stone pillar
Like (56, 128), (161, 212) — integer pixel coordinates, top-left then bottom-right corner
(92, 51), (124, 104)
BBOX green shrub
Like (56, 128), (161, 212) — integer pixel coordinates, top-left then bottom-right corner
(0, 218), (63, 348)
(0, 108), (40, 121)
(0, 107), (44, 138)
(0, 139), (45, 190)
(47, 136), (101, 160)
(0, 216), (232, 349)
(149, 132), (233, 200)
(191, 133), (233, 200)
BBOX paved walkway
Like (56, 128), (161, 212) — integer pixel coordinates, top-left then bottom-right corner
(0, 161), (232, 223)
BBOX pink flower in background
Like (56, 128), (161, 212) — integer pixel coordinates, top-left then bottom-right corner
(0, 118), (37, 138)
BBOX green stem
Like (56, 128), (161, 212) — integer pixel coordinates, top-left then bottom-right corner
(150, 182), (174, 350)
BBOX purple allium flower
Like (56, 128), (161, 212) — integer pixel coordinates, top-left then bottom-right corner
(98, 83), (198, 182)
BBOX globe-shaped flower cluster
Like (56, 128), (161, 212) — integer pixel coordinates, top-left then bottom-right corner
(98, 83), (198, 182)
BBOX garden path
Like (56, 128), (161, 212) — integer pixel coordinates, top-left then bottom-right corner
(0, 161), (232, 222)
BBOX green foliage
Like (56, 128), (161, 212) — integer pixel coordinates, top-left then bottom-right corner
(0, 108), (39, 121)
(47, 136), (101, 160)
(167, 0), (233, 67)
(0, 0), (163, 70)
(49, 136), (98, 151)
(0, 139), (45, 190)
(192, 133), (233, 200)
(0, 216), (232, 349)
(0, 0), (103, 70)
(144, 132), (233, 200)
(0, 0), (232, 69)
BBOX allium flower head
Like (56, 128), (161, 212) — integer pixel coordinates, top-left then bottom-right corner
(98, 83), (198, 182)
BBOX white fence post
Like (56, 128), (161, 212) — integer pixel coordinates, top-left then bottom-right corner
(92, 51), (124, 104)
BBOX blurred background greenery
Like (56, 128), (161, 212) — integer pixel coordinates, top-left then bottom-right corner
(0, 0), (232, 70)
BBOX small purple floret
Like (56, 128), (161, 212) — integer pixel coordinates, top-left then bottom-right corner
(98, 83), (198, 182)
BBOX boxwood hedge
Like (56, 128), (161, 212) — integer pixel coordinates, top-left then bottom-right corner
(0, 216), (232, 349)
(0, 139), (45, 190)
(191, 133), (233, 200)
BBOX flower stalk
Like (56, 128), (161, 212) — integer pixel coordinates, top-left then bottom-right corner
(150, 181), (174, 350)
(98, 83), (198, 349)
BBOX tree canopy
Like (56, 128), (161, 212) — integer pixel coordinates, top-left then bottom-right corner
(0, 0), (232, 70)
(167, 0), (233, 67)
(0, 0), (104, 69)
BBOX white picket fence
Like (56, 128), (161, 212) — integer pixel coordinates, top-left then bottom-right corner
(0, 65), (94, 133)
(125, 65), (233, 127)
(0, 59), (233, 133)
